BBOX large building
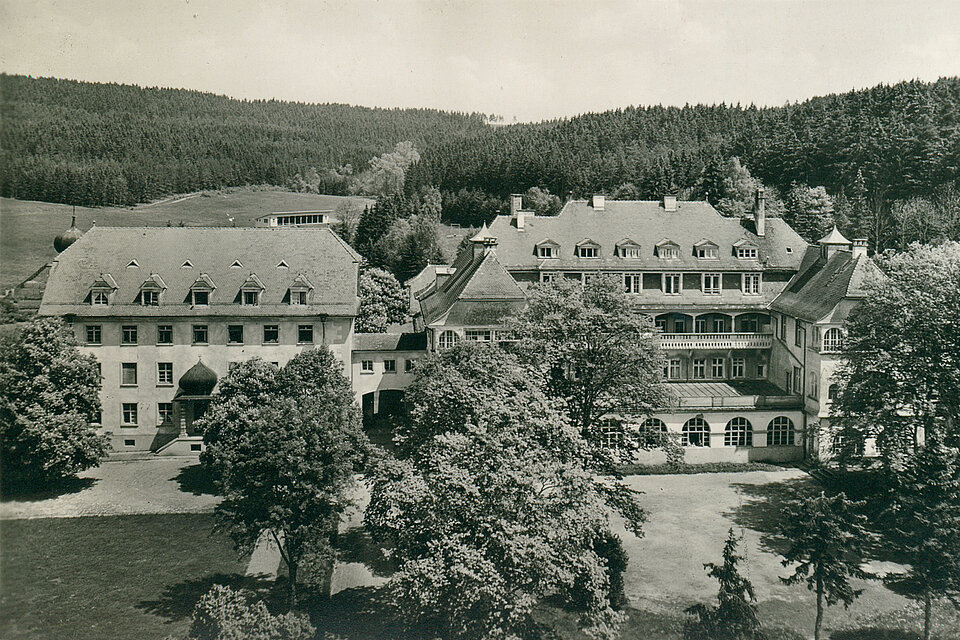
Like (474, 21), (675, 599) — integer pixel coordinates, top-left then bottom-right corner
(39, 192), (877, 462)
(412, 192), (879, 463)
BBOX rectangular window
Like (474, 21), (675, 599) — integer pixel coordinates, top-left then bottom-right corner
(158, 402), (174, 425)
(465, 329), (493, 342)
(263, 325), (279, 344)
(86, 325), (102, 345)
(361, 360), (374, 373)
(120, 363), (138, 386)
(228, 325), (244, 344)
(674, 318), (687, 333)
(795, 321), (804, 347)
(192, 290), (209, 307)
(540, 272), (555, 283)
(695, 317), (707, 333)
(655, 317), (667, 332)
(696, 245), (718, 259)
(737, 247), (758, 259)
(578, 246), (598, 258)
(757, 363), (766, 378)
(620, 246), (641, 259)
(121, 403), (138, 425)
(659, 246), (679, 259)
(141, 290), (159, 306)
(157, 325), (173, 345)
(624, 274), (642, 294)
(702, 273), (721, 295)
(92, 291), (109, 306)
(384, 359), (396, 373)
(794, 366), (802, 393)
(192, 325), (209, 344)
(713, 318), (725, 333)
(808, 372), (819, 399)
(405, 358), (416, 373)
(291, 290), (307, 305)
(663, 273), (681, 295)
(124, 439), (136, 447)
(712, 358), (725, 378)
(693, 359), (706, 379)
(780, 314), (787, 339)
(242, 290), (259, 306)
(668, 359), (681, 379)
(742, 273), (761, 295)
(538, 246), (555, 258)
(298, 325), (314, 344)
(121, 325), (138, 345)
(157, 362), (173, 385)
(732, 358), (745, 378)
(740, 316), (759, 333)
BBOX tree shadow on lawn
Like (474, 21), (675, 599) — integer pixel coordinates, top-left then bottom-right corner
(305, 586), (430, 640)
(0, 475), (98, 502)
(336, 526), (397, 577)
(174, 463), (218, 496)
(136, 572), (277, 622)
(723, 476), (819, 554)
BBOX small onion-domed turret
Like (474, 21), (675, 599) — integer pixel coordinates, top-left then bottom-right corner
(178, 359), (218, 396)
(54, 216), (83, 253)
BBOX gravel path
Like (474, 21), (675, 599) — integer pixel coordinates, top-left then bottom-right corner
(0, 458), (220, 520)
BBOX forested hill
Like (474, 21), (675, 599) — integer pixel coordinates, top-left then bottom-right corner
(2, 74), (959, 216)
(407, 77), (960, 207)
(0, 74), (488, 205)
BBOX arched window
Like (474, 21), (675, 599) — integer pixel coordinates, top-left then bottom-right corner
(724, 417), (753, 446)
(437, 330), (459, 351)
(639, 418), (668, 447)
(767, 416), (795, 446)
(828, 384), (839, 402)
(682, 417), (710, 447)
(823, 328), (843, 352)
(599, 418), (623, 450)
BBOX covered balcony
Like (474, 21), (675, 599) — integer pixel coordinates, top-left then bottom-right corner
(654, 311), (773, 350)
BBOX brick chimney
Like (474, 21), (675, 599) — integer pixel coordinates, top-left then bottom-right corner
(754, 187), (766, 237)
(852, 238), (868, 259)
(662, 194), (677, 212)
(592, 194), (605, 211)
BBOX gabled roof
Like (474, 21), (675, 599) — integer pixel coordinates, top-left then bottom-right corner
(576, 238), (600, 247)
(141, 273), (167, 290)
(91, 273), (118, 290)
(353, 332), (428, 352)
(290, 273), (314, 290)
(693, 239), (718, 247)
(616, 237), (641, 247)
(733, 238), (758, 248)
(771, 248), (883, 322)
(418, 249), (526, 327)
(655, 238), (680, 247)
(485, 199), (807, 271)
(535, 238), (560, 247)
(240, 273), (265, 290)
(40, 227), (361, 317)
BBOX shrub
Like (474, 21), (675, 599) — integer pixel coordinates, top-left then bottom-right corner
(189, 584), (314, 640)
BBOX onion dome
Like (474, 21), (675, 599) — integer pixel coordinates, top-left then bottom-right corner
(178, 359), (218, 396)
(54, 216), (83, 253)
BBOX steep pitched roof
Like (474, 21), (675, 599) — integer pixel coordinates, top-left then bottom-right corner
(418, 249), (526, 326)
(40, 227), (361, 317)
(486, 199), (807, 271)
(353, 332), (428, 352)
(771, 249), (883, 322)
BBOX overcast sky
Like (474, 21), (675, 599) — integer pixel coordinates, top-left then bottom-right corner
(2, 0), (958, 122)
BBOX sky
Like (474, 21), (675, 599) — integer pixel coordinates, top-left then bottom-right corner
(2, 0), (959, 123)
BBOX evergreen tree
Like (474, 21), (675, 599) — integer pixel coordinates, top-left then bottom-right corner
(778, 492), (871, 640)
(785, 184), (835, 242)
(684, 529), (764, 640)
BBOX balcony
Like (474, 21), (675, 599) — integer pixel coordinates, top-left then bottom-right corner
(665, 381), (801, 410)
(657, 332), (773, 350)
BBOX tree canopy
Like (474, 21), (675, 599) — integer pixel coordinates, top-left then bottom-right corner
(356, 268), (408, 333)
(0, 317), (107, 491)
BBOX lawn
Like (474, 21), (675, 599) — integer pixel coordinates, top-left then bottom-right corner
(0, 513), (248, 640)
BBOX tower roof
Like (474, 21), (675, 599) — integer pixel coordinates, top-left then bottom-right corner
(177, 358), (218, 397)
(818, 226), (851, 245)
(54, 216), (84, 253)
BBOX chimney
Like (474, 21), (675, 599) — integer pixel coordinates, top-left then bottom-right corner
(592, 194), (605, 211)
(511, 194), (525, 230)
(662, 194), (677, 212)
(852, 238), (868, 259)
(754, 187), (766, 237)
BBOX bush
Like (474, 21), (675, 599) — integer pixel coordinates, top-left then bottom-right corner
(619, 462), (786, 476)
(189, 585), (314, 640)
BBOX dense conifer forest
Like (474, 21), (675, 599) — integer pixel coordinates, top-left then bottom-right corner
(3, 74), (959, 250)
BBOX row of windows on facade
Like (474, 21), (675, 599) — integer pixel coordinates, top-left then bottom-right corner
(90, 288), (311, 307)
(540, 271), (763, 295)
(599, 416), (796, 448)
(655, 314), (766, 334)
(662, 357), (766, 380)
(85, 323), (317, 346)
(436, 329), (501, 350)
(776, 315), (845, 352)
(359, 358), (418, 374)
(536, 241), (761, 261)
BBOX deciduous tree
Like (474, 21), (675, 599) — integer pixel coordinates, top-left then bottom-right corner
(0, 317), (107, 492)
(198, 349), (369, 609)
(356, 267), (407, 333)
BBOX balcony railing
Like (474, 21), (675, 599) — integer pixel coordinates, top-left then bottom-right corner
(657, 332), (773, 350)
(671, 394), (801, 409)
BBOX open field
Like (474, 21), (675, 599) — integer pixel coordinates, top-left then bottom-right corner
(5, 462), (954, 639)
(0, 189), (373, 290)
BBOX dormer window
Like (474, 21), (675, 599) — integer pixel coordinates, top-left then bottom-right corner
(92, 291), (109, 306)
(287, 273), (314, 306)
(192, 290), (209, 306)
(694, 241), (719, 260)
(576, 239), (600, 258)
(734, 239), (759, 260)
(242, 291), (260, 306)
(189, 273), (216, 307)
(291, 290), (308, 305)
(89, 273), (118, 306)
(240, 273), (265, 306)
(535, 239), (560, 259)
(656, 240), (680, 259)
(139, 274), (166, 307)
(616, 239), (641, 259)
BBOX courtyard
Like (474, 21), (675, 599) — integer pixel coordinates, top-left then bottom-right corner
(1, 460), (956, 639)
